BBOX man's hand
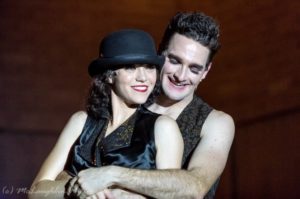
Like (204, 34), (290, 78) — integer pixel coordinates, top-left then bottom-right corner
(66, 167), (117, 197)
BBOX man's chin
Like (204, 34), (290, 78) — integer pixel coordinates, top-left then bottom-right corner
(164, 92), (186, 102)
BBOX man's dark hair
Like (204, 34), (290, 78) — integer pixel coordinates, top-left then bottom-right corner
(158, 12), (220, 67)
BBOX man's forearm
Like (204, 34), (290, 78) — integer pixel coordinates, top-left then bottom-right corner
(112, 166), (207, 199)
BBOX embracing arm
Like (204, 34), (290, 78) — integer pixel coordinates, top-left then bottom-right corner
(69, 115), (184, 198)
(107, 110), (235, 199)
(110, 115), (184, 198)
(28, 111), (87, 199)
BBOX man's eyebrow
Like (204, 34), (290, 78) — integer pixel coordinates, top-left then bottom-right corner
(167, 53), (182, 62)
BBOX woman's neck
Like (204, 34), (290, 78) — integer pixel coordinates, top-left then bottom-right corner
(108, 91), (137, 133)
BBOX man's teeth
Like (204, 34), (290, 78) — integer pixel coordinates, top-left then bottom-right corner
(172, 81), (185, 86)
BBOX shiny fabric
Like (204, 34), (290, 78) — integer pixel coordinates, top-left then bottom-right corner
(65, 95), (219, 198)
(65, 108), (160, 176)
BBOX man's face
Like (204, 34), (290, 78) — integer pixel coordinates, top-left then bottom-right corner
(160, 33), (211, 102)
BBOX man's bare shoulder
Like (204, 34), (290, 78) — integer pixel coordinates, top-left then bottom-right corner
(206, 109), (234, 124)
(188, 109), (235, 186)
(201, 109), (235, 138)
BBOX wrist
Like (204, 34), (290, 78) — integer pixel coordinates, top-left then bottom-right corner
(108, 165), (127, 186)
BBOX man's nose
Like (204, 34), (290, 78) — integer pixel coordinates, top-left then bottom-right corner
(174, 66), (188, 81)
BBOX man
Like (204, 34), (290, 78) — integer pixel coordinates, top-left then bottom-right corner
(68, 11), (235, 199)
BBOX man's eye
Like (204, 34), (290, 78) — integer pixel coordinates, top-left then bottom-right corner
(190, 66), (204, 74)
(190, 69), (199, 74)
(169, 58), (179, 64)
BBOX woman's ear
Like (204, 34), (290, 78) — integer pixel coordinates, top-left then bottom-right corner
(106, 70), (116, 84)
(107, 76), (113, 84)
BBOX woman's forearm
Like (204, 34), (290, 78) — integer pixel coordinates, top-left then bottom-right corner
(28, 179), (69, 199)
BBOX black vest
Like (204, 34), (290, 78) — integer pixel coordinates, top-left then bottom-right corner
(65, 95), (218, 198)
(176, 95), (218, 199)
(65, 108), (160, 176)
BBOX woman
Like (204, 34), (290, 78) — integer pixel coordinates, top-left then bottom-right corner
(29, 29), (183, 199)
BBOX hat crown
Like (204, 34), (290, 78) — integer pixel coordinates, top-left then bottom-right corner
(88, 29), (164, 77)
(100, 29), (157, 58)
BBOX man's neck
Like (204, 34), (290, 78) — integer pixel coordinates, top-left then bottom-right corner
(148, 93), (194, 120)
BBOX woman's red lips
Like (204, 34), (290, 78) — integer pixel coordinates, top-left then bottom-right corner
(131, 85), (148, 92)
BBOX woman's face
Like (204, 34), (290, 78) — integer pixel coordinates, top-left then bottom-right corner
(112, 64), (157, 106)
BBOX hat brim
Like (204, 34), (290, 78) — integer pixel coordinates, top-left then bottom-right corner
(88, 55), (165, 77)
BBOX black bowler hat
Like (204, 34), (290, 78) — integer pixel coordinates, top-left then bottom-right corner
(88, 29), (165, 77)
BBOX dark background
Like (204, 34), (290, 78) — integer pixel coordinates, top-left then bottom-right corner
(1, 0), (299, 198)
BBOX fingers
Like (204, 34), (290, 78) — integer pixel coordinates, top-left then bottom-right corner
(66, 177), (92, 199)
(86, 191), (105, 199)
(103, 189), (115, 199)
(95, 191), (106, 199)
(66, 176), (78, 196)
(66, 176), (87, 198)
(73, 183), (80, 194)
(78, 190), (88, 199)
(66, 175), (112, 199)
(86, 190), (113, 199)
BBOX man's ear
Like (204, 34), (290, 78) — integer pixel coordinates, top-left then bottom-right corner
(202, 62), (212, 80)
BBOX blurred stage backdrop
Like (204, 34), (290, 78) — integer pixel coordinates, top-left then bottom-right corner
(0, 0), (299, 198)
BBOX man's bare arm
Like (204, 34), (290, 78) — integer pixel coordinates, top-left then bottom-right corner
(72, 114), (184, 198)
(112, 167), (207, 199)
(107, 110), (235, 199)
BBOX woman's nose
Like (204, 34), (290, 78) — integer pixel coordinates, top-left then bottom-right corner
(136, 67), (147, 82)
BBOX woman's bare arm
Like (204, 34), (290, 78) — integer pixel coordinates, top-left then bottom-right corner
(28, 111), (87, 199)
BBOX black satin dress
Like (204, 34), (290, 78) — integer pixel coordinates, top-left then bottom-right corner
(65, 108), (160, 176)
